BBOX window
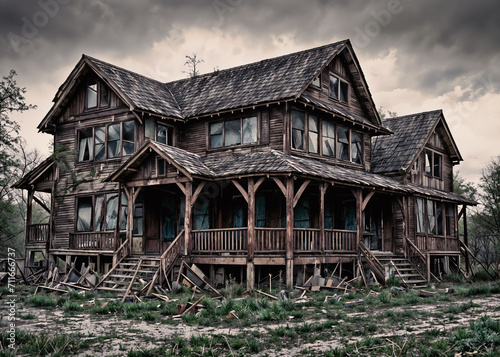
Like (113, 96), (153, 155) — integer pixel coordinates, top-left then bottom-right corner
(322, 121), (335, 156)
(210, 116), (258, 148)
(416, 198), (425, 234)
(308, 115), (319, 154)
(76, 192), (127, 232)
(445, 204), (454, 236)
(133, 193), (143, 236)
(87, 81), (111, 109)
(77, 120), (135, 162)
(156, 157), (166, 176)
(337, 126), (350, 160)
(425, 149), (442, 179)
(291, 110), (305, 150)
(417, 198), (449, 236)
(351, 131), (363, 164)
(312, 75), (321, 87)
(329, 74), (348, 103)
(427, 200), (436, 235)
(156, 124), (173, 146)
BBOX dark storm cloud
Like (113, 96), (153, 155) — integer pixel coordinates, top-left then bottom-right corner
(0, 0), (498, 96)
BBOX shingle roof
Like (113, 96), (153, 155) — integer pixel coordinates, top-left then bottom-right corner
(12, 157), (54, 190)
(371, 110), (442, 174)
(408, 184), (477, 205)
(83, 41), (347, 120)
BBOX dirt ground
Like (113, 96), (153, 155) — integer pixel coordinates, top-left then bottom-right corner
(10, 293), (500, 356)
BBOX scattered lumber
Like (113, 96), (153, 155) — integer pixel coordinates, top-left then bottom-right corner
(255, 289), (278, 300)
(418, 290), (437, 298)
(344, 300), (364, 307)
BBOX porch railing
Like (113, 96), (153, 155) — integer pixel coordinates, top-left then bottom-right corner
(192, 228), (247, 253)
(255, 228), (286, 253)
(294, 228), (321, 252)
(416, 234), (460, 252)
(404, 235), (429, 282)
(69, 232), (114, 250)
(325, 229), (356, 252)
(358, 241), (385, 282)
(27, 223), (49, 244)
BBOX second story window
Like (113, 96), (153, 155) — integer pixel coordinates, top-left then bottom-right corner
(156, 124), (174, 146)
(86, 81), (110, 110)
(322, 121), (335, 156)
(78, 120), (135, 162)
(329, 74), (349, 103)
(210, 116), (258, 149)
(76, 192), (127, 232)
(425, 149), (442, 179)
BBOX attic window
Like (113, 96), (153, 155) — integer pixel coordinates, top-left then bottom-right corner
(86, 81), (111, 109)
(425, 149), (442, 179)
(209, 116), (258, 149)
(312, 75), (321, 88)
(329, 74), (348, 103)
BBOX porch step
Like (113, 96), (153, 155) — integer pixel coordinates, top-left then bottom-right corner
(373, 253), (428, 288)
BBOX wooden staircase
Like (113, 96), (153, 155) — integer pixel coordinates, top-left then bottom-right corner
(375, 253), (428, 288)
(96, 257), (160, 296)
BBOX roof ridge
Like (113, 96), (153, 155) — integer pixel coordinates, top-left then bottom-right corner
(384, 109), (443, 121)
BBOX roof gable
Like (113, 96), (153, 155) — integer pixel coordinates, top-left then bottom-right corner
(371, 110), (462, 174)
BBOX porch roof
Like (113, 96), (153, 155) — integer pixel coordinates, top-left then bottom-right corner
(12, 157), (54, 191)
(408, 184), (477, 205)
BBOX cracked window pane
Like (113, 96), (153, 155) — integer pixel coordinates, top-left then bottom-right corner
(77, 197), (93, 232)
(309, 115), (318, 153)
(87, 83), (97, 108)
(107, 123), (121, 158)
(337, 126), (350, 160)
(292, 110), (305, 150)
(329, 75), (339, 99)
(351, 131), (363, 164)
(94, 195), (105, 231)
(210, 122), (223, 148)
(120, 192), (128, 231)
(427, 200), (436, 235)
(322, 121), (335, 156)
(106, 193), (118, 231)
(225, 119), (241, 146)
(94, 127), (105, 160)
(100, 83), (110, 107)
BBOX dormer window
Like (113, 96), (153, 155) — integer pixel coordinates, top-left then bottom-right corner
(86, 81), (110, 109)
(425, 149), (442, 179)
(329, 74), (349, 103)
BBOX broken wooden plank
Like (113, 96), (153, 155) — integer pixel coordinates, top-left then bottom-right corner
(152, 293), (170, 302)
(181, 295), (205, 316)
(418, 290), (437, 298)
(35, 286), (68, 294)
(255, 289), (278, 300)
(344, 300), (365, 307)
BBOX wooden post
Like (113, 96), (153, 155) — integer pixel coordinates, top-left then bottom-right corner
(26, 188), (34, 244)
(353, 189), (362, 249)
(184, 181), (193, 257)
(126, 187), (134, 255)
(114, 183), (122, 252)
(247, 178), (255, 290)
(319, 183), (326, 255)
(285, 177), (294, 288)
(463, 205), (471, 275)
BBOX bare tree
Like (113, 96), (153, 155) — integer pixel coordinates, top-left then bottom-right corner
(183, 53), (204, 78)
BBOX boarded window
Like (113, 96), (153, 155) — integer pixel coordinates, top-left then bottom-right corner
(210, 122), (223, 148)
(122, 121), (135, 156)
(107, 123), (121, 159)
(322, 121), (335, 156)
(416, 198), (425, 233)
(329, 75), (339, 100)
(77, 197), (93, 232)
(351, 131), (363, 164)
(225, 119), (241, 146)
(292, 110), (305, 150)
(87, 83), (97, 108)
(337, 126), (350, 160)
(308, 115), (319, 153)
(78, 128), (93, 162)
(94, 126), (106, 161)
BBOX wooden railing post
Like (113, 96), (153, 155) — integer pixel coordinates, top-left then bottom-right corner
(184, 181), (192, 257)
(247, 178), (255, 290)
(285, 177), (294, 288)
(319, 183), (326, 255)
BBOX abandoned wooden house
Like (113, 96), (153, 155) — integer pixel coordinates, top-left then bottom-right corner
(15, 39), (476, 291)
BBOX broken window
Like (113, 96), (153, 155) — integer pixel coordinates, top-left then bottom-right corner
(122, 120), (135, 156)
(210, 122), (223, 148)
(77, 196), (93, 232)
(337, 126), (350, 160)
(425, 149), (432, 175)
(322, 121), (335, 156)
(120, 192), (128, 231)
(105, 193), (119, 231)
(339, 80), (349, 102)
(445, 204), (454, 236)
(351, 131), (363, 164)
(312, 75), (321, 87)
(425, 149), (443, 179)
(225, 119), (241, 146)
(107, 123), (121, 159)
(436, 202), (443, 236)
(100, 83), (110, 107)
(329, 74), (348, 103)
(156, 123), (173, 146)
(308, 115), (319, 154)
(78, 128), (93, 162)
(87, 83), (97, 108)
(210, 117), (258, 149)
(416, 198), (425, 234)
(427, 200), (436, 235)
(156, 156), (166, 176)
(94, 126), (106, 161)
(433, 152), (442, 178)
(94, 195), (106, 231)
(292, 110), (305, 150)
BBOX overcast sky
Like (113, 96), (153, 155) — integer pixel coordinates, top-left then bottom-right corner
(1, 0), (499, 185)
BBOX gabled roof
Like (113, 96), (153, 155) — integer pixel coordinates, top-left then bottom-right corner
(371, 110), (463, 174)
(12, 157), (54, 191)
(39, 40), (385, 132)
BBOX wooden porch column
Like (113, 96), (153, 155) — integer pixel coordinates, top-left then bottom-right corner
(114, 183), (122, 252)
(462, 205), (471, 275)
(285, 177), (294, 288)
(353, 189), (362, 249)
(247, 178), (255, 290)
(125, 187), (134, 254)
(26, 188), (34, 244)
(319, 183), (326, 255)
(184, 181), (193, 257)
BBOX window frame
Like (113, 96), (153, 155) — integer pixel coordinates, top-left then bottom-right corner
(77, 120), (136, 163)
(329, 74), (349, 103)
(76, 192), (128, 233)
(86, 81), (111, 110)
(208, 115), (260, 149)
(424, 148), (443, 179)
(155, 123), (174, 146)
(415, 197), (450, 237)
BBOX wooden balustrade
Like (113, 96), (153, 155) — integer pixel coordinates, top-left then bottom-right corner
(70, 232), (114, 250)
(27, 223), (49, 244)
(293, 228), (321, 252)
(416, 235), (460, 252)
(325, 229), (356, 252)
(192, 228), (247, 253)
(358, 241), (385, 282)
(255, 228), (286, 253)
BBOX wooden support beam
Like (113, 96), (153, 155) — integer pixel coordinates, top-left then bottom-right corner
(319, 183), (327, 255)
(33, 196), (50, 213)
(285, 177), (294, 288)
(272, 177), (287, 196)
(361, 191), (375, 211)
(175, 182), (186, 195)
(254, 177), (265, 192)
(191, 181), (206, 206)
(293, 179), (311, 208)
(184, 181), (193, 256)
(231, 179), (248, 203)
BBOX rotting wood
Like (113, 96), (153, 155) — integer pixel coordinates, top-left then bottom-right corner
(255, 289), (278, 300)
(181, 294), (205, 315)
(418, 290), (437, 298)
(152, 293), (170, 302)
